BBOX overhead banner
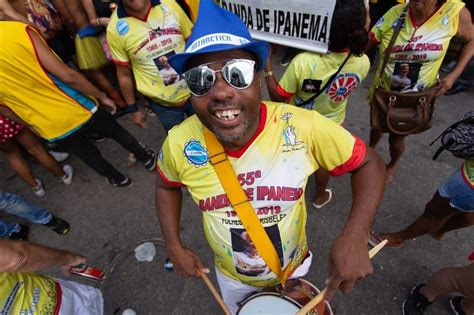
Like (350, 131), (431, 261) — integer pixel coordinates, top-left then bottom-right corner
(219, 0), (337, 53)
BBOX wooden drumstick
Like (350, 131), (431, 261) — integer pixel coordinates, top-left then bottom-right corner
(199, 270), (232, 315)
(296, 240), (388, 315)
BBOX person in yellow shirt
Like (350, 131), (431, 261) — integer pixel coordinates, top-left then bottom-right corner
(0, 239), (103, 314)
(155, 1), (386, 313)
(368, 0), (473, 183)
(0, 21), (157, 187)
(107, 0), (194, 131)
(264, 0), (370, 209)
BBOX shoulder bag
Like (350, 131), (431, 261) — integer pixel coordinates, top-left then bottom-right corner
(370, 5), (438, 136)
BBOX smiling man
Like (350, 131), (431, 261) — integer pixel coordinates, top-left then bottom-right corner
(155, 0), (386, 313)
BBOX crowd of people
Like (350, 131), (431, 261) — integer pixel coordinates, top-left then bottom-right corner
(0, 0), (472, 314)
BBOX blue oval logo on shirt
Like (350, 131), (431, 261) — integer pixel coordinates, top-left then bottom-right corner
(117, 20), (129, 36)
(184, 140), (209, 167)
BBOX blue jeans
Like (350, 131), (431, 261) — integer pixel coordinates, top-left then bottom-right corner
(0, 192), (52, 237)
(149, 100), (195, 132)
(438, 170), (474, 212)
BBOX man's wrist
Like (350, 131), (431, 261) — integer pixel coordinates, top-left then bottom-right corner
(263, 70), (273, 78)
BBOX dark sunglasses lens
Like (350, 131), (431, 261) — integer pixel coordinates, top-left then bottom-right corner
(223, 60), (254, 89)
(185, 67), (215, 96)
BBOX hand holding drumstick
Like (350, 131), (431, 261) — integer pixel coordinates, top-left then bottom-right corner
(297, 240), (388, 315)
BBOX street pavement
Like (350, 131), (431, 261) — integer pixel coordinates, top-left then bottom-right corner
(0, 48), (472, 315)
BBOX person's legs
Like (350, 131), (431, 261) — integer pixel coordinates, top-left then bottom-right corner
(85, 107), (153, 165)
(0, 219), (21, 238)
(0, 139), (38, 187)
(313, 169), (332, 206)
(431, 212), (474, 240)
(149, 100), (189, 132)
(369, 128), (383, 149)
(15, 128), (66, 178)
(0, 192), (52, 224)
(420, 263), (474, 314)
(376, 192), (460, 247)
(55, 128), (126, 183)
(386, 133), (407, 182)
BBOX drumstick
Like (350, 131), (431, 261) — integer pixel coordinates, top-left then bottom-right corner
(199, 270), (232, 315)
(296, 240), (388, 315)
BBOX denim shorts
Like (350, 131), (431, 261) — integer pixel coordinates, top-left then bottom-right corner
(438, 169), (474, 212)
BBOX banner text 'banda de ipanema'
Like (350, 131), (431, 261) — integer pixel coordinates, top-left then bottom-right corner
(219, 0), (337, 54)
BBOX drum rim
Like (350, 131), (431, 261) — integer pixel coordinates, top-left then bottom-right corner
(237, 292), (301, 314)
(236, 280), (334, 315)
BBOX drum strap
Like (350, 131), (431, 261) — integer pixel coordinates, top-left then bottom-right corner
(204, 128), (292, 287)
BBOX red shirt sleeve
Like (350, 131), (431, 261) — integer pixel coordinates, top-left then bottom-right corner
(329, 136), (366, 177)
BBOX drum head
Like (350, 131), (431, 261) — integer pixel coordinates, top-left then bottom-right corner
(237, 292), (300, 314)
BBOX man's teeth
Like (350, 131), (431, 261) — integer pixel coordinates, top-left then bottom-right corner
(215, 109), (240, 120)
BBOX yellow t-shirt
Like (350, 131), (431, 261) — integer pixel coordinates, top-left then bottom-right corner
(368, 1), (464, 102)
(0, 22), (97, 141)
(107, 0), (193, 106)
(158, 102), (366, 286)
(277, 51), (370, 125)
(0, 273), (59, 314)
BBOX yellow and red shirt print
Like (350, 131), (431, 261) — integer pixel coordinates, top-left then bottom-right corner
(158, 102), (366, 286)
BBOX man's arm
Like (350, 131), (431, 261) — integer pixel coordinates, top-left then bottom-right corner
(325, 147), (385, 301)
(0, 239), (85, 275)
(155, 174), (209, 278)
(264, 47), (290, 103)
(27, 27), (115, 111)
(116, 63), (147, 128)
(437, 7), (473, 96)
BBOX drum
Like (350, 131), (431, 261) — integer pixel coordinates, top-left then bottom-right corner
(237, 278), (333, 315)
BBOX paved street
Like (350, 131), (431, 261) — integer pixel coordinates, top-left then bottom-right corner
(1, 49), (472, 314)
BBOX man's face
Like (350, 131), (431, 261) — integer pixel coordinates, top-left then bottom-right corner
(186, 49), (261, 150)
(121, 0), (150, 13)
(401, 64), (409, 75)
(409, 0), (437, 9)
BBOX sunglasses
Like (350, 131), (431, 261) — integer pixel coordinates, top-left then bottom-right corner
(183, 59), (256, 97)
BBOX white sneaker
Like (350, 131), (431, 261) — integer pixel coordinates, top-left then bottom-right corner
(32, 178), (46, 197)
(49, 150), (69, 162)
(59, 164), (73, 185)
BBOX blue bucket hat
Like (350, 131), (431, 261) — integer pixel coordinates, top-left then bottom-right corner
(169, 0), (269, 74)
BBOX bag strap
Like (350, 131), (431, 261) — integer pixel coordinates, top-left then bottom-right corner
(297, 53), (351, 107)
(376, 5), (410, 83)
(203, 128), (293, 286)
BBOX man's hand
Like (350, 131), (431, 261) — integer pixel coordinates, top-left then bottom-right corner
(169, 246), (209, 278)
(60, 253), (87, 276)
(325, 233), (373, 301)
(131, 111), (147, 128)
(436, 74), (456, 96)
(98, 95), (117, 114)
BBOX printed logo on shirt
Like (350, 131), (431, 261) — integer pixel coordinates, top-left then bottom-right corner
(183, 140), (209, 167)
(376, 17), (384, 28)
(280, 112), (304, 153)
(117, 20), (129, 36)
(327, 73), (360, 102)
